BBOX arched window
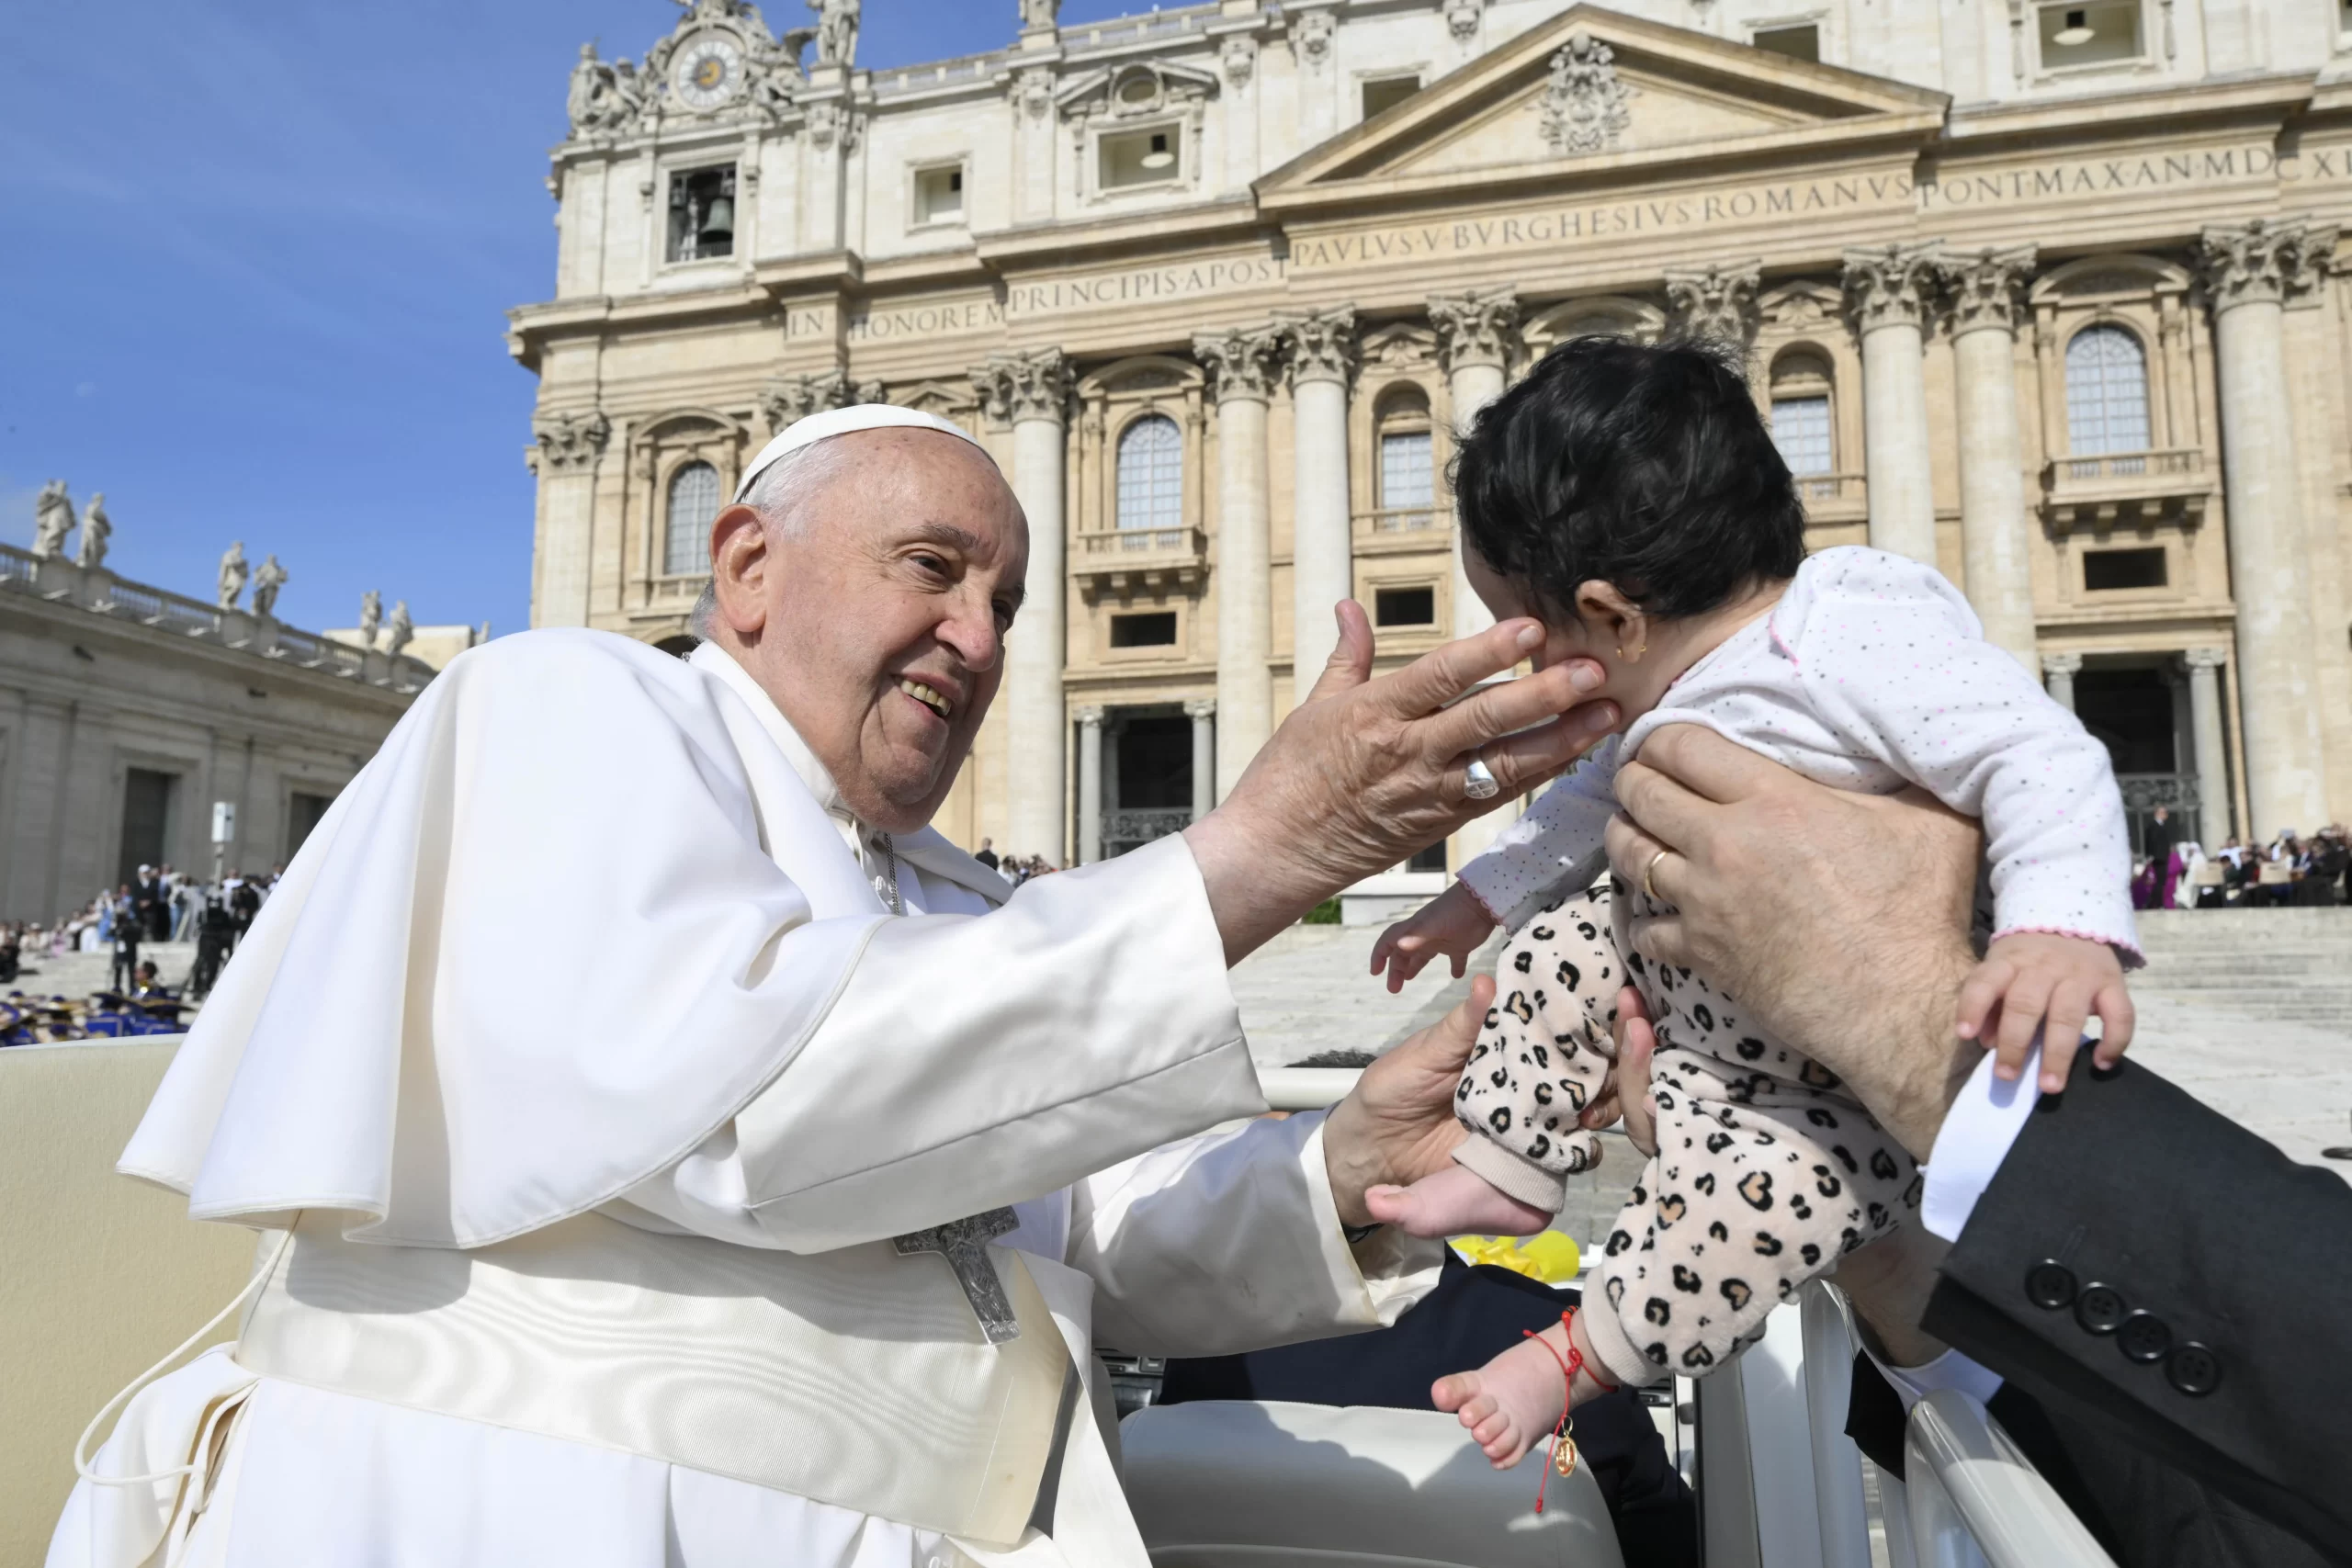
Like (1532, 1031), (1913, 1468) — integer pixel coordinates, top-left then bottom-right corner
(664, 461), (720, 576)
(1376, 387), (1434, 525)
(2065, 324), (2151, 457)
(1115, 414), (1182, 531)
(1768, 351), (1835, 478)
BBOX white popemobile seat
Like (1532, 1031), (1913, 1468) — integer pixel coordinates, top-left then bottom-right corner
(1118, 1398), (1624, 1568)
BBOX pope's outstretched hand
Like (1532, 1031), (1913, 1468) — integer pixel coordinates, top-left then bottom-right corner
(1187, 602), (1616, 962)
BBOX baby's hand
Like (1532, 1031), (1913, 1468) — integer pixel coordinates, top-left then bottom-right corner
(1370, 883), (1498, 994)
(1955, 932), (2134, 1092)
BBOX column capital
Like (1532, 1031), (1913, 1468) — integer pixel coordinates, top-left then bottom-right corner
(1193, 322), (1285, 403)
(1074, 704), (1105, 728)
(533, 410), (611, 473)
(2182, 646), (2230, 671)
(970, 348), (1073, 427)
(1938, 244), (2038, 338)
(1427, 287), (1521, 374)
(758, 370), (851, 433)
(1183, 696), (1218, 719)
(1662, 261), (1761, 346)
(2041, 651), (2084, 678)
(1274, 307), (1359, 389)
(2199, 219), (2339, 314)
(1841, 243), (1943, 333)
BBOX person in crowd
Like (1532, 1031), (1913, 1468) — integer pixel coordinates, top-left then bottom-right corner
(226, 870), (261, 948)
(188, 891), (234, 998)
(1363, 337), (2134, 1438)
(972, 836), (999, 872)
(0, 924), (18, 985)
(1597, 723), (2349, 1566)
(130, 959), (175, 1000)
(2143, 803), (2177, 872)
(170, 875), (198, 941)
(141, 864), (170, 941)
(107, 886), (141, 995)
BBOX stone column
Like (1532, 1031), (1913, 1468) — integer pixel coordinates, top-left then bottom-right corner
(1194, 323), (1284, 800)
(1939, 246), (2040, 671)
(1663, 259), (1762, 349)
(2041, 651), (2081, 712)
(972, 349), (1075, 862)
(1842, 244), (1942, 567)
(1279, 308), (1358, 712)
(1075, 705), (1104, 864)
(2183, 648), (2233, 849)
(2200, 220), (2332, 836)
(1185, 698), (1216, 821)
(530, 412), (610, 628)
(1427, 288), (1521, 639)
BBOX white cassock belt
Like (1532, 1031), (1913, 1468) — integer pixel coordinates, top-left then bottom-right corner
(232, 1211), (1078, 1549)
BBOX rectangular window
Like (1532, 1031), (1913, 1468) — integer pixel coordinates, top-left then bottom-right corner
(1408, 842), (1450, 873)
(1752, 23), (1821, 62)
(2038, 3), (2143, 69)
(1770, 395), (1834, 476)
(1362, 74), (1421, 119)
(1380, 431), (1434, 511)
(2083, 547), (2167, 591)
(913, 164), (965, 227)
(118, 768), (175, 888)
(1101, 127), (1181, 190)
(1109, 611), (1178, 648)
(666, 164), (735, 263)
(1374, 586), (1437, 627)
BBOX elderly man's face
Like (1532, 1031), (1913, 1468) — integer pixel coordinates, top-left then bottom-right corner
(709, 429), (1028, 833)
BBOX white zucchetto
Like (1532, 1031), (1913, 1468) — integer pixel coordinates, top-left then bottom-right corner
(734, 406), (991, 503)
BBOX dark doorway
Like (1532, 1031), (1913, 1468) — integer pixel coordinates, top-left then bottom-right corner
(118, 768), (175, 887)
(2075, 665), (2192, 855)
(1105, 712), (1193, 857)
(288, 791), (335, 858)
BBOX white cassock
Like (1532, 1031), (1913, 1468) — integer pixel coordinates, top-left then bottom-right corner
(52, 630), (1442, 1568)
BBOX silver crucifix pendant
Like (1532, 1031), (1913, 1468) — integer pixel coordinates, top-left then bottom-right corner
(893, 1206), (1022, 1344)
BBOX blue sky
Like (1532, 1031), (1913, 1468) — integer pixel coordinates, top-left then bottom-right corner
(0, 1), (1144, 637)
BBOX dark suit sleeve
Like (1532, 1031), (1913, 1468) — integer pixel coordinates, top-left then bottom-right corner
(1921, 1052), (2352, 1562)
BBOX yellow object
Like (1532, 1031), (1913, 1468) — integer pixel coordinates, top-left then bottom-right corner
(1448, 1230), (1581, 1283)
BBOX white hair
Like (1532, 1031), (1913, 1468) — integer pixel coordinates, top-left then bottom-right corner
(688, 436), (856, 641)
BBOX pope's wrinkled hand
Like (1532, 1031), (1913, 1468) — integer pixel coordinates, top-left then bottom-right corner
(1187, 602), (1617, 963)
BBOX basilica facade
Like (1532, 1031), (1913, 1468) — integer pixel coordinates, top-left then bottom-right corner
(513, 0), (2352, 875)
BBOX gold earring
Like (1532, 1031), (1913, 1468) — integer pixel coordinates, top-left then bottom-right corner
(1616, 639), (1646, 660)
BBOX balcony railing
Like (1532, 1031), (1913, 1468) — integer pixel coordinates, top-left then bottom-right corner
(1073, 526), (1207, 600)
(2041, 447), (2212, 530)
(1103, 807), (1193, 852)
(0, 542), (432, 691)
(1358, 507), (1445, 535)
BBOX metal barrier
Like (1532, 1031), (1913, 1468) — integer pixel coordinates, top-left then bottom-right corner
(1255, 1066), (1360, 1111)
(1905, 1390), (2116, 1568)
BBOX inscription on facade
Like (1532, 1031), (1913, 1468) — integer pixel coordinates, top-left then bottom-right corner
(1919, 144), (2278, 209)
(847, 299), (1004, 341)
(1288, 173), (1917, 269)
(1005, 256), (1285, 315)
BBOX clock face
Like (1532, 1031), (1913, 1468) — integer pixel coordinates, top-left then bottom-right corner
(672, 32), (745, 111)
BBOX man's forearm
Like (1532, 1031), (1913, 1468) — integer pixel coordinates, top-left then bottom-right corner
(1861, 938), (1981, 1161)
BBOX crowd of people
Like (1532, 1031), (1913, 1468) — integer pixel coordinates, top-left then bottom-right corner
(2134, 806), (2351, 909)
(970, 837), (1060, 886)
(0, 862), (281, 1003)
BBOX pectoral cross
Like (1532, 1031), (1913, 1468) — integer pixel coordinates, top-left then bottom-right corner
(894, 1205), (1022, 1344)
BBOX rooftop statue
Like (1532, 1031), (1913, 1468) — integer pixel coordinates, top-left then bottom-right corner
(216, 542), (248, 612)
(358, 589), (382, 649)
(385, 599), (414, 660)
(75, 492), (110, 571)
(251, 554), (288, 619)
(30, 480), (74, 561)
(810, 0), (858, 68)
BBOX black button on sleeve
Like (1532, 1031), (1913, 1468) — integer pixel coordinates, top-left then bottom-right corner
(2075, 1283), (2127, 1335)
(2166, 1342), (2222, 1397)
(2117, 1310), (2171, 1363)
(2026, 1261), (2077, 1310)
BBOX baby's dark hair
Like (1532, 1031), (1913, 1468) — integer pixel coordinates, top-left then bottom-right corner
(1451, 335), (1806, 623)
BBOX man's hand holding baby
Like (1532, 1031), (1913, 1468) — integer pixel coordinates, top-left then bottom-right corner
(1955, 931), (2135, 1094)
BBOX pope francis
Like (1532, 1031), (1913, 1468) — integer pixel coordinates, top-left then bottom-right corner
(50, 405), (1618, 1568)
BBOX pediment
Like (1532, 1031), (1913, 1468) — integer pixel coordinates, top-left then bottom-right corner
(1258, 6), (1945, 210)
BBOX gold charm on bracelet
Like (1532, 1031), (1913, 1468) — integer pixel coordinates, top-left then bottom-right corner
(1553, 1426), (1579, 1479)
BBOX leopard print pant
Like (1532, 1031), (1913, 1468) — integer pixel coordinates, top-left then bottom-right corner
(1452, 879), (1922, 1387)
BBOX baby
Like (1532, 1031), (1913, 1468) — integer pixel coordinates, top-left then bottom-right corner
(1366, 336), (2139, 1465)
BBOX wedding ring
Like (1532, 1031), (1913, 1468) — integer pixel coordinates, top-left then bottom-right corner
(1463, 755), (1501, 801)
(1641, 848), (1671, 901)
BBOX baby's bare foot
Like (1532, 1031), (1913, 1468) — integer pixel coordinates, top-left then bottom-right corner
(1432, 1330), (1574, 1467)
(1364, 1162), (1550, 1239)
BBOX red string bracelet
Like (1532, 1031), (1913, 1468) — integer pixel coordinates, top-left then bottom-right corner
(1519, 1309), (1618, 1515)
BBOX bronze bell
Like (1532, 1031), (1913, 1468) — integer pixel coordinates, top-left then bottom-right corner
(699, 195), (735, 244)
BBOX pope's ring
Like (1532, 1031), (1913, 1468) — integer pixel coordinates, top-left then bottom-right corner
(1641, 848), (1672, 902)
(1462, 755), (1501, 801)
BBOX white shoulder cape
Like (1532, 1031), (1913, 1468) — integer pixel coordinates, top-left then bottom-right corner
(120, 629), (1004, 1247)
